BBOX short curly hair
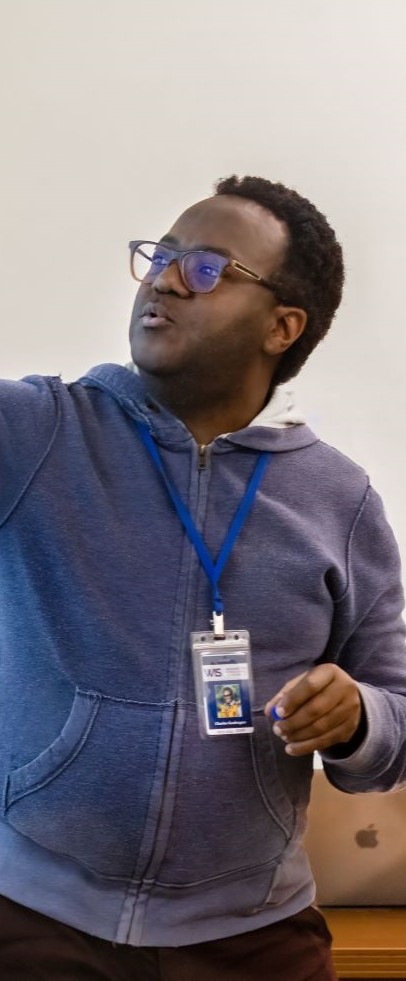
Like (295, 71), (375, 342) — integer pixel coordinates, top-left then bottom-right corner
(215, 175), (344, 385)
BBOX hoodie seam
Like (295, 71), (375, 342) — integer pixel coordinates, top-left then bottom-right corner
(333, 480), (371, 604)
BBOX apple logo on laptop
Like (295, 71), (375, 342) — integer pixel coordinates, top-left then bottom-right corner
(355, 824), (378, 848)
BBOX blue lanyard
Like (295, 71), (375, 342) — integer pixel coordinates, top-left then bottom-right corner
(136, 422), (272, 634)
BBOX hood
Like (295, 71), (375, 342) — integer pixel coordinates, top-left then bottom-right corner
(234, 384), (305, 430)
(78, 363), (319, 454)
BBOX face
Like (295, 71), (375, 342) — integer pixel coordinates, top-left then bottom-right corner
(129, 195), (289, 390)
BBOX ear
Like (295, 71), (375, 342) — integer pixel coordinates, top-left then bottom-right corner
(263, 306), (307, 357)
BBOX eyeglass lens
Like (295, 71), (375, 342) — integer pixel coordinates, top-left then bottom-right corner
(132, 243), (228, 293)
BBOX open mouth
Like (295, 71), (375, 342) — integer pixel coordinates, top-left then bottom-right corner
(141, 312), (173, 328)
(141, 304), (174, 328)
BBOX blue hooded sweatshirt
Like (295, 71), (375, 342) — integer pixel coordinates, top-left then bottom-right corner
(0, 363), (405, 946)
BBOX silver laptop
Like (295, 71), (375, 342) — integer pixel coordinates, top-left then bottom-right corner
(303, 768), (406, 905)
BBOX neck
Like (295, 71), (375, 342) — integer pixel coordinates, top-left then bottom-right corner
(139, 371), (274, 444)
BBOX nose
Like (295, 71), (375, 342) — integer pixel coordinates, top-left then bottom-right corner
(152, 260), (191, 298)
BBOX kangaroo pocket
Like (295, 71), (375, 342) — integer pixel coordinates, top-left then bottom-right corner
(4, 689), (169, 879)
(157, 706), (295, 890)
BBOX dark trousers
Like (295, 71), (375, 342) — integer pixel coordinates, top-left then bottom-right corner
(0, 895), (337, 981)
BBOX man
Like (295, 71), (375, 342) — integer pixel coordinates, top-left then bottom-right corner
(0, 174), (405, 980)
(217, 686), (242, 718)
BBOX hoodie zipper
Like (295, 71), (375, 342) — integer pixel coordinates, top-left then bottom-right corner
(198, 444), (207, 469)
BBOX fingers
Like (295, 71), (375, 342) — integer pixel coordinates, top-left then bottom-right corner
(264, 664), (362, 757)
(273, 703), (360, 755)
(280, 722), (354, 757)
(265, 671), (309, 720)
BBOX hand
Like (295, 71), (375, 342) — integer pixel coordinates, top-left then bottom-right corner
(264, 664), (362, 757)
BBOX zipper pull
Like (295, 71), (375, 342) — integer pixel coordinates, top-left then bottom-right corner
(198, 444), (207, 469)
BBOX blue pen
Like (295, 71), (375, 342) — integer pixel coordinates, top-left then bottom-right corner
(271, 705), (283, 722)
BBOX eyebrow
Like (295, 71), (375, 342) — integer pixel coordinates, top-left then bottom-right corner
(160, 234), (232, 259)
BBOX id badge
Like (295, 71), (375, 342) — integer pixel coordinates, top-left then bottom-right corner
(191, 629), (254, 737)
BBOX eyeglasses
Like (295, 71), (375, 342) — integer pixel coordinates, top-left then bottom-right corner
(129, 240), (281, 296)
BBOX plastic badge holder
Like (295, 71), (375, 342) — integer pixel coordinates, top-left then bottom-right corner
(191, 629), (254, 737)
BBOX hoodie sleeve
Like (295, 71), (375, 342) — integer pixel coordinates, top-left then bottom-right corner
(0, 375), (60, 527)
(321, 484), (406, 793)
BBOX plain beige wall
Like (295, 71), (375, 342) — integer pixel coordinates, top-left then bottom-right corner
(1, 0), (405, 571)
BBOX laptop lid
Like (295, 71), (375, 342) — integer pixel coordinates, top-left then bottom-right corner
(304, 768), (406, 905)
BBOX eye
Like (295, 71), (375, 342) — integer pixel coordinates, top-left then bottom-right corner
(196, 262), (220, 280)
(151, 249), (169, 270)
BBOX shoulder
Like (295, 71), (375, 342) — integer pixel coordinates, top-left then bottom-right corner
(277, 437), (370, 527)
(306, 437), (368, 485)
(0, 374), (63, 526)
(0, 373), (64, 424)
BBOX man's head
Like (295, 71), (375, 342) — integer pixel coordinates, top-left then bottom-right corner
(222, 688), (234, 702)
(129, 175), (343, 406)
(215, 175), (344, 386)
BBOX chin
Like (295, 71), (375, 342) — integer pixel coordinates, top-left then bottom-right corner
(131, 354), (181, 378)
(129, 332), (181, 375)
